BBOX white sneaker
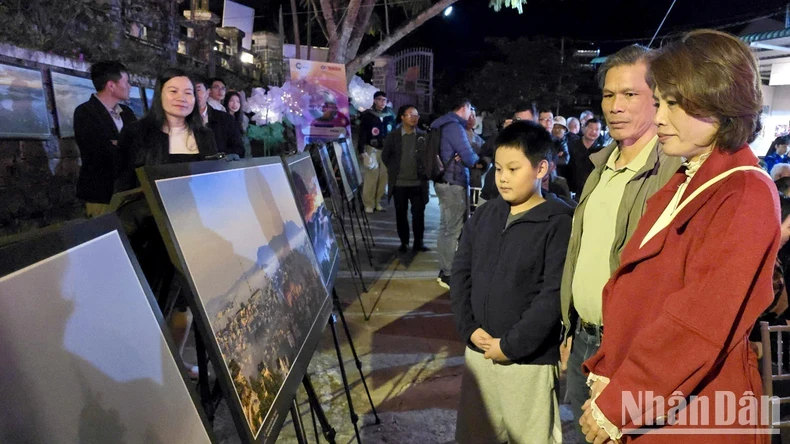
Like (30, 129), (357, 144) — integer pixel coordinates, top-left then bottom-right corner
(365, 207), (374, 214)
(376, 205), (385, 212)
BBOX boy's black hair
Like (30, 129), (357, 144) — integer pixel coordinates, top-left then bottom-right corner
(495, 120), (553, 167)
(90, 60), (127, 92)
(209, 77), (225, 87)
(374, 91), (387, 99)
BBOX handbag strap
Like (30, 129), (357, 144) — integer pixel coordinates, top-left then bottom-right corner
(641, 166), (768, 248)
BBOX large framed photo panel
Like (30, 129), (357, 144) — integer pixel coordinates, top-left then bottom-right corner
(50, 71), (95, 138)
(330, 141), (357, 201)
(310, 144), (344, 217)
(0, 215), (213, 444)
(0, 63), (51, 139)
(125, 86), (145, 118)
(341, 137), (363, 185)
(284, 152), (340, 290)
(137, 157), (332, 443)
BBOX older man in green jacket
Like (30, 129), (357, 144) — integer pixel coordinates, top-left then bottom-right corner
(559, 44), (683, 442)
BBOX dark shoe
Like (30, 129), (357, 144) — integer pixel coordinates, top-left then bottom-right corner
(438, 275), (450, 290)
(398, 244), (409, 253)
(437, 270), (444, 282)
(413, 244), (430, 252)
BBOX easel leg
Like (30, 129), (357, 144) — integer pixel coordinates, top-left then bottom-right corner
(350, 197), (374, 267)
(303, 375), (337, 444)
(337, 213), (369, 294)
(291, 398), (308, 444)
(329, 312), (362, 443)
(357, 188), (376, 247)
(194, 327), (215, 421)
(309, 395), (320, 443)
(333, 288), (380, 423)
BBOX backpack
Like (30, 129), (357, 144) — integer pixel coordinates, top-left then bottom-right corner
(424, 121), (456, 182)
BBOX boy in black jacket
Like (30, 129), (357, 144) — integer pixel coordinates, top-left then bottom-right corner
(451, 121), (572, 444)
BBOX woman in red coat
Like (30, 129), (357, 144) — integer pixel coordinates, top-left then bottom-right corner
(579, 30), (781, 443)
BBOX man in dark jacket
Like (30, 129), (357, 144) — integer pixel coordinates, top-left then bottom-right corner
(359, 91), (397, 213)
(195, 76), (244, 157)
(382, 105), (429, 253)
(74, 60), (137, 216)
(451, 121), (572, 443)
(430, 99), (480, 289)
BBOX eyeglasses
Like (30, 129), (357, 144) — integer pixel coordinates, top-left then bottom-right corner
(404, 113), (419, 118)
(211, 85), (226, 91)
(539, 117), (553, 122)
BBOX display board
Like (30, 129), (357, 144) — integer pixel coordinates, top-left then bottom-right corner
(0, 63), (51, 139)
(284, 152), (340, 290)
(289, 59), (352, 151)
(0, 215), (213, 443)
(310, 144), (344, 216)
(50, 71), (95, 138)
(137, 157), (332, 443)
(125, 86), (146, 118)
(330, 140), (358, 201)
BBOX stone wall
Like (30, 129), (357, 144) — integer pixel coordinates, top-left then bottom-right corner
(0, 55), (84, 237)
(0, 46), (154, 238)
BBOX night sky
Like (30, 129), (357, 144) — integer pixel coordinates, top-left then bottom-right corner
(394, 0), (790, 73)
(214, 0), (790, 95)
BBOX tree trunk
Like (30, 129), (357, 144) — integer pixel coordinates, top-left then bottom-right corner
(290, 0), (301, 59)
(345, 0), (377, 66)
(345, 0), (458, 75)
(307, 4), (312, 60)
(320, 0), (340, 60)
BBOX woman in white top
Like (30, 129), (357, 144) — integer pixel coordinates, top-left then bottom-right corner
(116, 68), (217, 191)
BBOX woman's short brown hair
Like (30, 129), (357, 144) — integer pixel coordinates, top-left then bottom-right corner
(648, 29), (762, 152)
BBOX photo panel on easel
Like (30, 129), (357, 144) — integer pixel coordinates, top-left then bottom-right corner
(284, 152), (340, 291)
(310, 144), (345, 217)
(0, 215), (214, 443)
(137, 158), (332, 444)
(330, 141), (356, 201)
(341, 137), (363, 185)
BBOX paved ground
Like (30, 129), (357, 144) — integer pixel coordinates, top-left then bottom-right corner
(207, 191), (581, 443)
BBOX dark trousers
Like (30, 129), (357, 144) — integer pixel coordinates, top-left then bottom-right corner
(393, 185), (425, 247)
(566, 327), (602, 442)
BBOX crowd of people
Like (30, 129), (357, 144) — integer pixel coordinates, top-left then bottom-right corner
(369, 29), (783, 444)
(69, 26), (790, 444)
(74, 64), (251, 378)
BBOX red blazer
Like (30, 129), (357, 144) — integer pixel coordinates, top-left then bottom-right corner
(583, 146), (780, 442)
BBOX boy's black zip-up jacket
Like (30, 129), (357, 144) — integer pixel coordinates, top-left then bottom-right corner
(450, 194), (573, 364)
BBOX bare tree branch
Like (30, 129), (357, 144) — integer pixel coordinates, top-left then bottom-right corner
(346, 0), (376, 64)
(319, 0), (338, 43)
(335, 0), (362, 62)
(290, 0), (301, 58)
(309, 0), (330, 42)
(346, 0), (457, 74)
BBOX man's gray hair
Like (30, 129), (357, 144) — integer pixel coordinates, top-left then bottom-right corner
(597, 44), (651, 90)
